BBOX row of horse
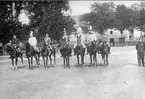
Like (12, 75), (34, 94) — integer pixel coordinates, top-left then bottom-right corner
(4, 38), (110, 70)
(60, 38), (109, 69)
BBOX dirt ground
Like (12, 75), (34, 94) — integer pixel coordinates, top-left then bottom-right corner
(1, 46), (145, 99)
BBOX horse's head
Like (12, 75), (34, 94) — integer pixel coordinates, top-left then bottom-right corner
(4, 44), (14, 54)
(77, 35), (81, 45)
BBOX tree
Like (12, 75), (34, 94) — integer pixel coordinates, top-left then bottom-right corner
(80, 2), (116, 35)
(0, 1), (27, 44)
(24, 1), (75, 41)
(115, 5), (132, 34)
(0, 1), (75, 43)
(129, 2), (145, 36)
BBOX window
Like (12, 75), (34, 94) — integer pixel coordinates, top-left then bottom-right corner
(129, 36), (131, 38)
(110, 31), (113, 34)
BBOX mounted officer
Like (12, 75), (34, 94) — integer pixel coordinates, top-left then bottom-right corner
(11, 34), (21, 53)
(28, 31), (39, 52)
(135, 37), (145, 66)
(73, 27), (86, 55)
(60, 28), (72, 57)
(44, 33), (52, 49)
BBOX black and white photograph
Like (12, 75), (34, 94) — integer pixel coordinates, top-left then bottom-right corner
(1, 0), (145, 99)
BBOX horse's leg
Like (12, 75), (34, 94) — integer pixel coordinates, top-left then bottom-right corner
(77, 55), (79, 65)
(20, 54), (24, 66)
(49, 55), (52, 66)
(95, 53), (97, 67)
(68, 56), (70, 69)
(101, 54), (105, 65)
(43, 57), (46, 69)
(104, 55), (106, 66)
(27, 57), (31, 69)
(11, 58), (14, 69)
(93, 54), (95, 65)
(90, 54), (92, 65)
(106, 54), (109, 65)
(34, 55), (38, 67)
(66, 56), (69, 68)
(81, 55), (84, 65)
(15, 58), (18, 69)
(46, 56), (49, 68)
(63, 57), (66, 68)
(37, 53), (40, 67)
(31, 56), (33, 68)
(66, 56), (68, 67)
(54, 52), (56, 65)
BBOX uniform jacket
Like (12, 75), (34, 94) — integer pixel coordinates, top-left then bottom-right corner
(136, 42), (145, 53)
(44, 37), (51, 44)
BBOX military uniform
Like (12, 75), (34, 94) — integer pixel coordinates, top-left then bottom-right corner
(11, 38), (20, 53)
(44, 36), (52, 49)
(136, 41), (145, 66)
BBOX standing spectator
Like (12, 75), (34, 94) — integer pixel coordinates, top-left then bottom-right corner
(135, 38), (145, 66)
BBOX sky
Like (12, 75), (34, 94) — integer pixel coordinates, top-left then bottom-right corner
(69, 1), (140, 16)
(19, 1), (141, 24)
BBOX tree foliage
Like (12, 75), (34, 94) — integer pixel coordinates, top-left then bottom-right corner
(80, 1), (145, 35)
(24, 1), (75, 41)
(0, 1), (24, 43)
(0, 1), (76, 44)
(80, 2), (116, 34)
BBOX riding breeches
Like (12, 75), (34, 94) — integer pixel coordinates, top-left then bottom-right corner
(137, 52), (144, 66)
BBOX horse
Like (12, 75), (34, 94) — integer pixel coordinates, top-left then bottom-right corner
(74, 36), (85, 65)
(40, 41), (56, 69)
(87, 40), (99, 66)
(25, 42), (40, 69)
(100, 42), (109, 65)
(4, 44), (23, 70)
(59, 38), (72, 68)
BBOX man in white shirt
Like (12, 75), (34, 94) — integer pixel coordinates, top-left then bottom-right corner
(28, 31), (39, 52)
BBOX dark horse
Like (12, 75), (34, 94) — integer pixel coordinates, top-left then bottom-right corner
(100, 42), (109, 65)
(41, 42), (56, 69)
(59, 38), (72, 68)
(4, 44), (23, 70)
(25, 42), (40, 69)
(87, 40), (99, 66)
(74, 36), (85, 65)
